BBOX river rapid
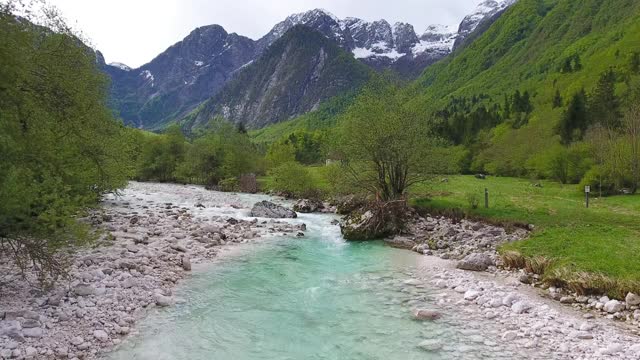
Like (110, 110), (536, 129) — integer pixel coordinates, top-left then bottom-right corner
(107, 187), (529, 360)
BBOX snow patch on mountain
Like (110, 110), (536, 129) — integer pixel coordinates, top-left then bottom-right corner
(109, 62), (131, 71)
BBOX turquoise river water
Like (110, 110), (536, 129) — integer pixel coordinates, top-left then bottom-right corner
(108, 200), (520, 360)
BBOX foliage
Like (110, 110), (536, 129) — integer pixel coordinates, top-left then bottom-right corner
(135, 120), (263, 186)
(266, 162), (316, 198)
(334, 77), (453, 201)
(0, 2), (132, 285)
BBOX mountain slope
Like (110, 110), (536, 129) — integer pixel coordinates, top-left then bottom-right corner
(409, 0), (640, 174)
(103, 2), (517, 130)
(183, 26), (372, 130)
(103, 25), (256, 129)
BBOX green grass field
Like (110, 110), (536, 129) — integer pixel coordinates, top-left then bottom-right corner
(411, 175), (640, 297)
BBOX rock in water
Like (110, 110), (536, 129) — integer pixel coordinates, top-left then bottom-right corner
(417, 339), (443, 352)
(182, 256), (192, 271)
(293, 199), (323, 213)
(456, 253), (495, 271)
(250, 201), (297, 218)
(411, 309), (441, 321)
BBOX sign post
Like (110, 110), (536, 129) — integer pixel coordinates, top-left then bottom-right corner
(585, 186), (590, 208)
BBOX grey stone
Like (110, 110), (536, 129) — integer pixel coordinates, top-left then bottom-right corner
(250, 201), (297, 218)
(511, 301), (531, 314)
(604, 299), (625, 313)
(417, 339), (443, 352)
(412, 309), (441, 321)
(626, 292), (640, 306)
(456, 253), (494, 271)
(73, 284), (95, 297)
(93, 329), (109, 342)
(22, 327), (43, 338)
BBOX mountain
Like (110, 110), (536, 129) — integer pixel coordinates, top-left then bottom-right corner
(453, 0), (517, 50)
(408, 0), (640, 175)
(103, 25), (256, 129)
(103, 1), (517, 130)
(183, 26), (371, 130)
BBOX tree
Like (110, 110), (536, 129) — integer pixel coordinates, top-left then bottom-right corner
(622, 103), (640, 193)
(335, 77), (445, 201)
(556, 89), (589, 144)
(265, 141), (296, 169)
(552, 89), (563, 109)
(0, 2), (132, 285)
(590, 69), (621, 129)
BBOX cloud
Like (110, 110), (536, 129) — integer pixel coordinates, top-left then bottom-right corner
(48, 0), (480, 68)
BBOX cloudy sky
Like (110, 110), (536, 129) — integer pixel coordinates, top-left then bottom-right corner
(47, 0), (480, 68)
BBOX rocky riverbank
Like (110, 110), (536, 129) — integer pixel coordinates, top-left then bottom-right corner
(0, 182), (303, 359)
(2, 184), (638, 359)
(384, 209), (640, 335)
(400, 261), (640, 359)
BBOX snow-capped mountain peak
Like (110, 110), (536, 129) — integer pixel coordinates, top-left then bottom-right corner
(457, 0), (517, 43)
(108, 62), (131, 71)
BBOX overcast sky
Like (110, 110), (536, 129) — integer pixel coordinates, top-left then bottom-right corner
(47, 0), (480, 68)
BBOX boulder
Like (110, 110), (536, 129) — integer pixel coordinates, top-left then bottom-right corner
(250, 201), (297, 218)
(182, 256), (192, 271)
(456, 253), (495, 271)
(625, 292), (640, 306)
(340, 202), (408, 241)
(417, 339), (443, 352)
(155, 294), (173, 307)
(293, 199), (323, 213)
(511, 301), (531, 314)
(93, 329), (109, 342)
(604, 299), (626, 313)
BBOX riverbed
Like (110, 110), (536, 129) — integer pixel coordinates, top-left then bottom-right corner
(1, 182), (639, 359)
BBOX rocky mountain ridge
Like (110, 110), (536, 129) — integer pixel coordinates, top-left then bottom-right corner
(102, 0), (517, 129)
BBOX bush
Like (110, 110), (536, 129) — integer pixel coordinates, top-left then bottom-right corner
(578, 166), (617, 196)
(267, 161), (315, 198)
(218, 178), (240, 192)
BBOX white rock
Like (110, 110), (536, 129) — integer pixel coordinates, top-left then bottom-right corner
(464, 290), (480, 301)
(502, 331), (517, 341)
(417, 339), (443, 351)
(404, 279), (422, 286)
(626, 292), (640, 306)
(93, 329), (109, 342)
(511, 301), (531, 314)
(604, 299), (626, 313)
(579, 322), (595, 331)
(155, 293), (174, 307)
(502, 293), (519, 306)
(600, 343), (624, 355)
(71, 336), (84, 346)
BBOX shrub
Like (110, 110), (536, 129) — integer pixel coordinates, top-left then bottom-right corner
(267, 161), (315, 198)
(218, 178), (239, 192)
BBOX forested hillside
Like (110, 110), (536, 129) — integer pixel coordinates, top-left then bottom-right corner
(409, 0), (640, 180)
(182, 26), (372, 131)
